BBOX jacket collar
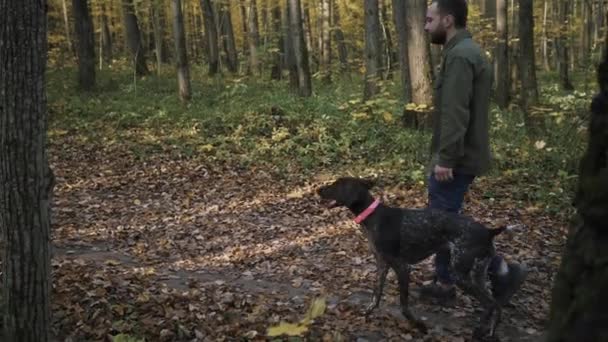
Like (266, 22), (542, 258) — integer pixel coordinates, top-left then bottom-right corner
(442, 29), (472, 57)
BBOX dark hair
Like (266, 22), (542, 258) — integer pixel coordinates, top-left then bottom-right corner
(433, 0), (468, 28)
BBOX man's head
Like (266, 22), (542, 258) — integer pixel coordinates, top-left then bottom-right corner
(425, 0), (468, 45)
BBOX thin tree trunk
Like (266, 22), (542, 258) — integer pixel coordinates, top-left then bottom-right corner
(172, 0), (191, 102)
(545, 51), (608, 342)
(0, 0), (54, 339)
(302, 2), (315, 71)
(379, 0), (394, 79)
(100, 4), (113, 65)
(73, 0), (96, 90)
(271, 0), (284, 80)
(392, 0), (411, 103)
(248, 0), (261, 74)
(495, 0), (509, 108)
(332, 0), (349, 74)
(363, 0), (381, 100)
(240, 0), (249, 63)
(518, 0), (539, 125)
(542, 0), (550, 71)
(557, 0), (574, 90)
(406, 0), (433, 112)
(320, 0), (332, 81)
(151, 0), (166, 75)
(122, 0), (149, 76)
(580, 0), (592, 68)
(201, 0), (219, 75)
(288, 0), (312, 96)
(284, 0), (298, 88)
(62, 0), (75, 56)
(218, 3), (238, 73)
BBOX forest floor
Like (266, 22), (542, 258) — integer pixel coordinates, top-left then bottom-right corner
(48, 133), (566, 341)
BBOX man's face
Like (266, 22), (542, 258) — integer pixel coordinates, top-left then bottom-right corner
(425, 3), (448, 45)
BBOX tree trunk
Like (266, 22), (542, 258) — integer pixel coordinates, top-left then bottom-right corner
(171, 0), (191, 102)
(201, 0), (219, 75)
(248, 0), (261, 74)
(218, 3), (238, 73)
(406, 0), (433, 111)
(302, 2), (315, 71)
(545, 52), (608, 342)
(151, 0), (167, 75)
(379, 0), (394, 80)
(518, 0), (539, 114)
(363, 0), (381, 100)
(542, 0), (550, 71)
(332, 0), (349, 74)
(100, 4), (113, 65)
(484, 0), (497, 19)
(270, 0), (283, 80)
(122, 0), (149, 76)
(495, 0), (509, 108)
(72, 0), (95, 90)
(556, 0), (574, 90)
(580, 0), (592, 68)
(320, 0), (331, 81)
(392, 0), (411, 103)
(288, 0), (312, 96)
(284, 0), (298, 88)
(62, 0), (75, 56)
(0, 0), (54, 340)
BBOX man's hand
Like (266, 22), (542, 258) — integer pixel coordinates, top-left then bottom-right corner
(434, 165), (454, 182)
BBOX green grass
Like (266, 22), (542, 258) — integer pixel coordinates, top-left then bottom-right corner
(47, 63), (594, 215)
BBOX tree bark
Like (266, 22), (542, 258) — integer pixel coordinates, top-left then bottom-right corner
(122, 0), (149, 76)
(62, 0), (75, 56)
(270, 0), (284, 80)
(332, 0), (349, 74)
(495, 0), (509, 108)
(72, 0), (95, 90)
(284, 0), (298, 88)
(0, 0), (53, 340)
(247, 0), (261, 74)
(542, 0), (550, 71)
(320, 0), (332, 81)
(545, 53), (608, 342)
(406, 0), (433, 109)
(218, 2), (238, 73)
(556, 0), (574, 90)
(518, 0), (539, 114)
(171, 0), (191, 102)
(151, 0), (167, 75)
(288, 0), (311, 96)
(201, 0), (219, 75)
(363, 0), (381, 100)
(392, 0), (411, 103)
(378, 0), (394, 79)
(100, 4), (113, 65)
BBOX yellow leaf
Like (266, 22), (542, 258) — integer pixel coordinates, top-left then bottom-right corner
(383, 111), (394, 123)
(301, 297), (326, 324)
(133, 199), (141, 205)
(266, 322), (308, 337)
(199, 144), (214, 152)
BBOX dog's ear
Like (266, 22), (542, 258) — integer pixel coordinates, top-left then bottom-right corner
(360, 178), (376, 189)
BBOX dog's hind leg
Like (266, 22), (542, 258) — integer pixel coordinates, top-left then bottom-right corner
(452, 256), (500, 341)
(364, 254), (389, 316)
(395, 264), (428, 333)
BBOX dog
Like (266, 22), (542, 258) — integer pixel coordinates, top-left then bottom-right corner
(317, 177), (507, 340)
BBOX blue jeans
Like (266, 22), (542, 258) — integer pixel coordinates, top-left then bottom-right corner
(428, 172), (474, 285)
(428, 172), (503, 285)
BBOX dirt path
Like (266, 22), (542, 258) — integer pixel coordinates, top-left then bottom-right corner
(48, 143), (561, 341)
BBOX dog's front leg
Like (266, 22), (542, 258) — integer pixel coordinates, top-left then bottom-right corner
(395, 264), (428, 333)
(364, 254), (389, 316)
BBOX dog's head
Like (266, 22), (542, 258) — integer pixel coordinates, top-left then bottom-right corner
(317, 177), (376, 209)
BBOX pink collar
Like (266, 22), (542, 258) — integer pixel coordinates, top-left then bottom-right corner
(354, 199), (381, 224)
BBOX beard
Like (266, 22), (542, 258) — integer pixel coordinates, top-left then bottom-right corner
(430, 26), (447, 45)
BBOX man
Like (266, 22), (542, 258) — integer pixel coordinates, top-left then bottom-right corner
(421, 0), (527, 304)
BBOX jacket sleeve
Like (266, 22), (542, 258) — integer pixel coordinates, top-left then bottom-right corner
(437, 55), (473, 168)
